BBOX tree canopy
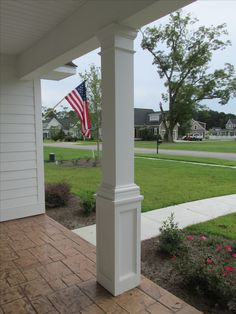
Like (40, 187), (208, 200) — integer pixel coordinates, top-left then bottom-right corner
(141, 11), (236, 141)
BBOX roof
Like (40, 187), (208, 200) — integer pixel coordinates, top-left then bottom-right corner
(134, 108), (154, 125)
(43, 115), (76, 130)
(228, 118), (236, 125)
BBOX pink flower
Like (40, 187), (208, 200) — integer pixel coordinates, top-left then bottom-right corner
(171, 255), (177, 261)
(186, 235), (194, 240)
(232, 253), (236, 258)
(224, 266), (234, 272)
(223, 272), (228, 277)
(200, 235), (207, 241)
(225, 245), (232, 252)
(207, 259), (214, 264)
(216, 245), (222, 252)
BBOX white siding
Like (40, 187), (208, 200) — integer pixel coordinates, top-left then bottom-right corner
(0, 54), (45, 221)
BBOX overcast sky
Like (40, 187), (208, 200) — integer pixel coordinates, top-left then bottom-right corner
(41, 0), (236, 114)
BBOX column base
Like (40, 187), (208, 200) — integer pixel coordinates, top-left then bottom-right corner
(96, 184), (143, 296)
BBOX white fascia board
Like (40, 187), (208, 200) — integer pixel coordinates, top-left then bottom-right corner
(123, 0), (195, 28)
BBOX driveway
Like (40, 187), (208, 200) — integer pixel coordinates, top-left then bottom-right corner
(44, 142), (236, 161)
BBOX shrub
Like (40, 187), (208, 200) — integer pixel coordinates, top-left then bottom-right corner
(45, 182), (70, 208)
(177, 235), (236, 311)
(140, 128), (156, 141)
(80, 192), (96, 215)
(158, 213), (184, 255)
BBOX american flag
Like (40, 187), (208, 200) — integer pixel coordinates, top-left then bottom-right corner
(65, 81), (91, 138)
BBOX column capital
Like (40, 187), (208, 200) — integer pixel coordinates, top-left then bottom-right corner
(96, 23), (138, 53)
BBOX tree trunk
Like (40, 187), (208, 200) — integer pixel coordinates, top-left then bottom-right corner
(167, 128), (174, 142)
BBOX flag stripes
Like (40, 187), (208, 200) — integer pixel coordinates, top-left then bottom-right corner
(65, 81), (91, 138)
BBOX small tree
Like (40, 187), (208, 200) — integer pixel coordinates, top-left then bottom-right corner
(141, 11), (236, 142)
(80, 64), (102, 158)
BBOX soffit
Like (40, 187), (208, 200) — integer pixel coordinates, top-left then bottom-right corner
(0, 0), (86, 54)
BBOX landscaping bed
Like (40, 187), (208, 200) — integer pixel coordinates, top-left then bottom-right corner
(46, 195), (96, 230)
(142, 231), (236, 314)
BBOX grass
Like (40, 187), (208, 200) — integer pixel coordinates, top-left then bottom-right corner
(44, 147), (96, 161)
(136, 154), (236, 166)
(186, 213), (236, 240)
(135, 140), (236, 153)
(135, 158), (236, 211)
(44, 147), (236, 212)
(76, 140), (101, 146)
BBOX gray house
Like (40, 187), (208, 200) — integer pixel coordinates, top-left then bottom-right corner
(134, 108), (179, 140)
(190, 119), (207, 138)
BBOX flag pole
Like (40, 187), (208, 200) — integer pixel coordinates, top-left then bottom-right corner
(43, 97), (65, 119)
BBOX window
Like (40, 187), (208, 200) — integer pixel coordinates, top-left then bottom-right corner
(149, 114), (160, 122)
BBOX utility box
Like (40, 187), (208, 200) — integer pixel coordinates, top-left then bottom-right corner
(49, 153), (55, 163)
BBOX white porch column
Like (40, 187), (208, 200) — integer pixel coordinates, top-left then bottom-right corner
(96, 24), (143, 296)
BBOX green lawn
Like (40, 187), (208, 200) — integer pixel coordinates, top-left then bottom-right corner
(186, 213), (236, 240)
(44, 147), (236, 212)
(76, 140), (101, 146)
(135, 140), (236, 153)
(44, 147), (96, 161)
(136, 154), (236, 166)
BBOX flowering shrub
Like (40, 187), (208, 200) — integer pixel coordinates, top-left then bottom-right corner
(177, 234), (236, 312)
(158, 213), (185, 255)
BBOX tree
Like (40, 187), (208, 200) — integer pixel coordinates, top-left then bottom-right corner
(80, 64), (102, 158)
(141, 11), (236, 142)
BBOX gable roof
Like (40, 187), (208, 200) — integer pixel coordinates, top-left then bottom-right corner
(191, 119), (206, 130)
(134, 108), (154, 125)
(43, 114), (76, 130)
(227, 118), (236, 125)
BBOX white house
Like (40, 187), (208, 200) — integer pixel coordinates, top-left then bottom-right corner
(0, 0), (194, 297)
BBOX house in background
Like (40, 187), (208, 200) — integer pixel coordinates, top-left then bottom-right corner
(226, 118), (236, 136)
(43, 115), (79, 139)
(134, 108), (179, 140)
(211, 118), (236, 137)
(190, 119), (207, 138)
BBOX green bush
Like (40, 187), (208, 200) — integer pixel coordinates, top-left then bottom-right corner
(140, 128), (156, 141)
(45, 182), (70, 208)
(158, 213), (184, 255)
(80, 192), (96, 215)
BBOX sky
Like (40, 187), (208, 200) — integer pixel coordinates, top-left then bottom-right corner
(41, 0), (236, 115)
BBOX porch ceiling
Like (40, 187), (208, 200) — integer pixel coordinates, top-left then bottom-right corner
(0, 0), (194, 79)
(0, 0), (86, 55)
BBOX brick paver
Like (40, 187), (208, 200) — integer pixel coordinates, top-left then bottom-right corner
(0, 215), (202, 313)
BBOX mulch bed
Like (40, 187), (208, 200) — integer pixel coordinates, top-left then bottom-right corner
(47, 198), (234, 314)
(46, 195), (96, 230)
(54, 158), (101, 168)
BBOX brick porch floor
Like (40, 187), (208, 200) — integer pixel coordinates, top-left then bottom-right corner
(0, 215), (202, 314)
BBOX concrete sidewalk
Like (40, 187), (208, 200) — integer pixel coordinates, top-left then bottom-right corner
(73, 194), (236, 245)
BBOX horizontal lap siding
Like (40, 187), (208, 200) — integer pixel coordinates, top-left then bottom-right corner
(0, 54), (45, 221)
